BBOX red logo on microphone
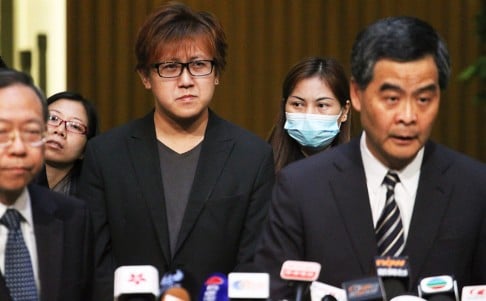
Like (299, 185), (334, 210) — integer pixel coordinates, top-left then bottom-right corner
(468, 287), (486, 295)
(279, 260), (321, 281)
(128, 273), (146, 285)
(205, 275), (224, 285)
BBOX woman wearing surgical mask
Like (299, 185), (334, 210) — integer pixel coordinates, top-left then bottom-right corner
(34, 91), (99, 195)
(268, 57), (351, 173)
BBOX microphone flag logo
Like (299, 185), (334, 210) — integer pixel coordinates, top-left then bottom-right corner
(419, 275), (454, 293)
(113, 265), (160, 298)
(280, 260), (322, 281)
(129, 273), (146, 285)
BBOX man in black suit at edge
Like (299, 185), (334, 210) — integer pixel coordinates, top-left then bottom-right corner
(0, 69), (93, 301)
(254, 16), (486, 300)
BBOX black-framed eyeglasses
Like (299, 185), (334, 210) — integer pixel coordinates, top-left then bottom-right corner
(47, 114), (88, 135)
(152, 60), (215, 78)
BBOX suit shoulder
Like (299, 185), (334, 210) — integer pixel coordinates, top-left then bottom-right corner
(28, 184), (88, 216)
(89, 118), (145, 144)
(428, 143), (486, 174)
(284, 141), (354, 174)
(214, 116), (271, 151)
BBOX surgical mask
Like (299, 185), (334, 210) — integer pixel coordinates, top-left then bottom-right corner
(284, 112), (341, 149)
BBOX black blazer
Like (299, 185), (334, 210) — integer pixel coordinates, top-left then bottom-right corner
(254, 137), (486, 300)
(33, 161), (82, 196)
(0, 184), (93, 301)
(78, 110), (275, 300)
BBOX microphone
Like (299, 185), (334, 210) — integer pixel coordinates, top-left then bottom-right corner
(417, 275), (459, 301)
(375, 256), (410, 300)
(310, 281), (346, 301)
(161, 286), (191, 301)
(389, 296), (426, 301)
(198, 273), (229, 301)
(160, 269), (185, 296)
(321, 295), (338, 301)
(280, 260), (321, 301)
(114, 265), (160, 301)
(342, 276), (385, 301)
(461, 285), (486, 301)
(227, 272), (269, 299)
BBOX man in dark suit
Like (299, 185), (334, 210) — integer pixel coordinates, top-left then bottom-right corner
(254, 16), (486, 300)
(0, 69), (93, 301)
(77, 3), (274, 300)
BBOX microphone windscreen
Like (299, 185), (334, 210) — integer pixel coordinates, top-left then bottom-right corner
(321, 295), (338, 301)
(427, 296), (456, 301)
(280, 260), (322, 282)
(342, 276), (384, 301)
(114, 265), (160, 300)
(228, 272), (269, 299)
(310, 281), (346, 301)
(161, 287), (190, 301)
(461, 285), (486, 301)
(418, 275), (458, 301)
(390, 296), (426, 301)
(374, 256), (409, 300)
(160, 269), (185, 296)
(382, 278), (408, 300)
(197, 273), (228, 301)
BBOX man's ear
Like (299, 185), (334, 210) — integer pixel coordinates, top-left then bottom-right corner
(350, 78), (362, 113)
(137, 70), (151, 89)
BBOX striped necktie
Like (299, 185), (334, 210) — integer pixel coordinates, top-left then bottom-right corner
(375, 171), (405, 256)
(1, 209), (39, 301)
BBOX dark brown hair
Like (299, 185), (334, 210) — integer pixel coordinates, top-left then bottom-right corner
(135, 1), (227, 77)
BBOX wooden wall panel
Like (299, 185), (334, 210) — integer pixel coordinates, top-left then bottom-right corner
(67, 0), (486, 162)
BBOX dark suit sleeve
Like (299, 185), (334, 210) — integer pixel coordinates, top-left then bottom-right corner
(254, 170), (305, 300)
(473, 205), (486, 283)
(235, 146), (275, 269)
(77, 142), (115, 301)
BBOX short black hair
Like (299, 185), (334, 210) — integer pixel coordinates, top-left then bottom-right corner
(351, 16), (450, 90)
(0, 69), (47, 120)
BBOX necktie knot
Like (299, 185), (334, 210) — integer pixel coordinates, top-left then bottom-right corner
(0, 209), (22, 230)
(383, 171), (400, 189)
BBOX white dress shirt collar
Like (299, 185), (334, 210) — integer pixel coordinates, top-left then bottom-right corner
(0, 187), (34, 225)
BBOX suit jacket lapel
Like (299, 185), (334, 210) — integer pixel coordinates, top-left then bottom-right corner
(29, 185), (63, 301)
(0, 273), (12, 301)
(127, 112), (171, 262)
(174, 111), (234, 255)
(331, 138), (378, 274)
(405, 142), (453, 287)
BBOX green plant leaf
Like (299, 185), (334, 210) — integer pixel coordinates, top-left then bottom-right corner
(458, 64), (478, 81)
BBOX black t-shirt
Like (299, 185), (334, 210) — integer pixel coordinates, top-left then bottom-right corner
(157, 141), (202, 257)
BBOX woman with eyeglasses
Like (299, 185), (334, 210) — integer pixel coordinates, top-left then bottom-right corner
(34, 91), (99, 195)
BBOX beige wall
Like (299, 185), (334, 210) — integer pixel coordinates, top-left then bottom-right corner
(14, 0), (66, 95)
(67, 0), (486, 162)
